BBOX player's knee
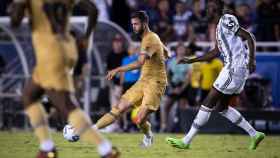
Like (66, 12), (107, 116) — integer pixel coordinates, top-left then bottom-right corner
(116, 99), (131, 113)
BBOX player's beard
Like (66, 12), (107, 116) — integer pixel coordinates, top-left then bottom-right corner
(131, 25), (144, 41)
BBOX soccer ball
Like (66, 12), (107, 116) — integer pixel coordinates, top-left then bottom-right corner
(130, 107), (140, 124)
(63, 124), (80, 142)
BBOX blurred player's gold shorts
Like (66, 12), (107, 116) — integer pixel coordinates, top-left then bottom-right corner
(32, 33), (77, 92)
(121, 80), (166, 111)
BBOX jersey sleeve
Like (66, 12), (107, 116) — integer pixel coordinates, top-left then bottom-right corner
(221, 14), (240, 34)
(141, 35), (161, 58)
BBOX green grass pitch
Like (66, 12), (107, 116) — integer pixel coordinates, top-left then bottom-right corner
(0, 131), (279, 158)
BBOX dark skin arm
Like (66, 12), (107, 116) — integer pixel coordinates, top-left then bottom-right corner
(8, 1), (26, 28)
(75, 0), (98, 48)
(236, 27), (256, 74)
(76, 0), (98, 38)
(177, 44), (220, 64)
(106, 54), (146, 80)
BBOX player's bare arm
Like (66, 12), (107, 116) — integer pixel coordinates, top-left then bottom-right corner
(162, 43), (172, 59)
(43, 1), (69, 35)
(236, 27), (256, 73)
(8, 0), (26, 28)
(77, 0), (99, 39)
(177, 44), (220, 64)
(106, 54), (146, 80)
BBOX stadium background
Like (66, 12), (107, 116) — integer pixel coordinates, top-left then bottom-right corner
(0, 0), (279, 134)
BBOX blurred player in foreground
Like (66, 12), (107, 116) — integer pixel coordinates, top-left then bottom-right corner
(8, 0), (119, 157)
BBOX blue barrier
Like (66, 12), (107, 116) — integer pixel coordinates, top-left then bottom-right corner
(256, 53), (280, 108)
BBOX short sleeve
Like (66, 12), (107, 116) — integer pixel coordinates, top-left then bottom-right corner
(221, 14), (240, 34)
(141, 34), (161, 58)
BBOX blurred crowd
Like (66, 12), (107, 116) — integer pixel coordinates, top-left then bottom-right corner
(100, 0), (280, 43)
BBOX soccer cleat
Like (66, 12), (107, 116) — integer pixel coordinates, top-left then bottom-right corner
(165, 137), (190, 149)
(249, 131), (265, 150)
(140, 134), (153, 148)
(36, 148), (57, 158)
(101, 146), (120, 158)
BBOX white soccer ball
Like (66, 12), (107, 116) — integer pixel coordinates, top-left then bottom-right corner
(63, 124), (80, 142)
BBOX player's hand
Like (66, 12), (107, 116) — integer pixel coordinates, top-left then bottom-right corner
(248, 60), (256, 74)
(177, 57), (194, 64)
(163, 46), (172, 60)
(106, 69), (119, 80)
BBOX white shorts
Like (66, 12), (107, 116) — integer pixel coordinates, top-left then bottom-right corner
(213, 67), (248, 95)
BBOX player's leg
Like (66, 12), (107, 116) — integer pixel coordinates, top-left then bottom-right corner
(138, 81), (166, 147)
(95, 98), (132, 129)
(166, 67), (234, 148)
(217, 96), (265, 150)
(46, 90), (119, 157)
(22, 79), (56, 156)
(166, 87), (222, 149)
(95, 81), (143, 130)
(135, 105), (154, 148)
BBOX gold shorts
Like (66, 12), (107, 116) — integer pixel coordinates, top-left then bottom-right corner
(121, 80), (166, 111)
(32, 33), (77, 92)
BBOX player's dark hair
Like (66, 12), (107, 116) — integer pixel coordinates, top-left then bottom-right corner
(131, 11), (149, 23)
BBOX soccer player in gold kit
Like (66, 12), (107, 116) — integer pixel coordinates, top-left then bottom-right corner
(94, 11), (170, 147)
(8, 0), (119, 157)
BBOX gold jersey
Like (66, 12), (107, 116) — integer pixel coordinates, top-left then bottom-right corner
(29, 0), (77, 91)
(140, 31), (167, 83)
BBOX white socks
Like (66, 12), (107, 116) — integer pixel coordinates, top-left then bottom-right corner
(182, 105), (212, 145)
(40, 139), (55, 152)
(220, 106), (257, 137)
(182, 105), (257, 146)
(97, 140), (112, 156)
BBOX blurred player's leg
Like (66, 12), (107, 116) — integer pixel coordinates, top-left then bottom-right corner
(22, 79), (56, 157)
(95, 99), (132, 129)
(46, 90), (119, 158)
(160, 96), (175, 132)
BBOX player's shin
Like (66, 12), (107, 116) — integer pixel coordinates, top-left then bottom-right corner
(25, 102), (54, 151)
(219, 106), (257, 137)
(68, 108), (113, 156)
(95, 107), (121, 129)
(183, 105), (212, 145)
(138, 121), (152, 138)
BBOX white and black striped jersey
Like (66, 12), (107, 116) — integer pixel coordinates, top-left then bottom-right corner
(216, 14), (249, 70)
